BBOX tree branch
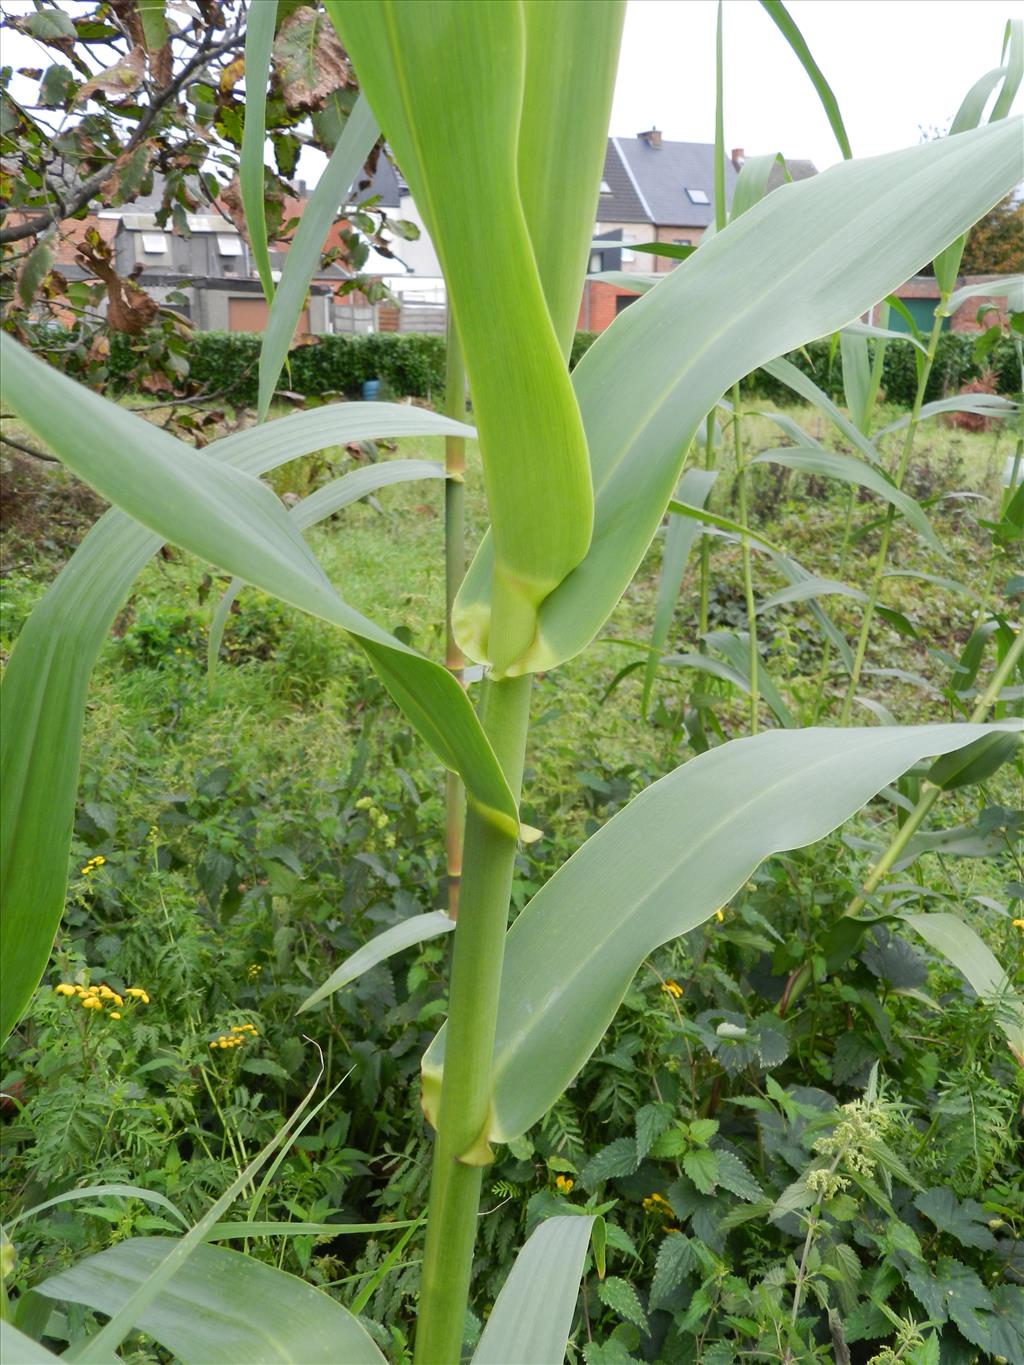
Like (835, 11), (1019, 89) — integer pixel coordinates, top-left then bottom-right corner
(0, 27), (243, 245)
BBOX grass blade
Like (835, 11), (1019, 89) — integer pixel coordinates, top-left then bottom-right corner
(751, 447), (943, 553)
(299, 911), (455, 1012)
(758, 0), (852, 159)
(258, 96), (379, 419)
(239, 0), (277, 298)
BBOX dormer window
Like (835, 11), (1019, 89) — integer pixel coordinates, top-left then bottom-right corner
(686, 188), (710, 205)
(140, 231), (167, 253)
(599, 180), (611, 193)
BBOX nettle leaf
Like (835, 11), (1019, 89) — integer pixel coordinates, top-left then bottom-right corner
(648, 1234), (696, 1312)
(597, 1277), (648, 1334)
(861, 926), (928, 989)
(687, 1119), (719, 1147)
(682, 1149), (719, 1195)
(987, 1286), (1024, 1363)
(648, 1127), (688, 1160)
(712, 1150), (763, 1202)
(906, 1257), (993, 1338)
(634, 1103), (674, 1160)
(914, 1189), (997, 1251)
(581, 1140), (640, 1190)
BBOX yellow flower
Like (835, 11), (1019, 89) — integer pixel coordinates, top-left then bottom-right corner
(714, 908), (725, 923)
(642, 1192), (673, 1216)
(98, 986), (122, 1005)
(247, 963), (262, 979)
(109, 1011), (122, 1020)
(554, 1174), (574, 1194)
(86, 985), (101, 996)
(54, 983), (77, 997)
(81, 997), (103, 1011)
(125, 988), (150, 1004)
(1012, 918), (1024, 931)
(660, 980), (683, 999)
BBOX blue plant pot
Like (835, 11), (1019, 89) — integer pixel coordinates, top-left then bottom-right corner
(362, 378), (381, 402)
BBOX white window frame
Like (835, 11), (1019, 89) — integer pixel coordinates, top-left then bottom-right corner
(140, 231), (168, 254)
(217, 234), (243, 257)
(686, 188), (710, 205)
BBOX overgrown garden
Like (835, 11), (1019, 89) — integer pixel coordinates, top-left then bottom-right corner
(1, 3), (1022, 1364)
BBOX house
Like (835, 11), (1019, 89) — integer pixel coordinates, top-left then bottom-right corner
(581, 133), (818, 330)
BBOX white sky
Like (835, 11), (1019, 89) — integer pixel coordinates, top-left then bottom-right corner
(610, 0), (1021, 170)
(0, 0), (1019, 180)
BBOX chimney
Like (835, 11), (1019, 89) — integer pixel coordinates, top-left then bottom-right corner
(731, 147), (745, 170)
(638, 127), (662, 149)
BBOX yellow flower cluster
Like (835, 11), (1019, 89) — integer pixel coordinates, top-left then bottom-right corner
(209, 1023), (258, 1050)
(1012, 918), (1024, 931)
(660, 979), (683, 999)
(553, 1174), (574, 1194)
(54, 981), (149, 1019)
(80, 854), (106, 875)
(642, 1192), (673, 1217)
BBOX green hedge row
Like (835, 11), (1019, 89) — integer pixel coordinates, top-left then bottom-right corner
(43, 325), (1020, 408)
(569, 330), (1019, 405)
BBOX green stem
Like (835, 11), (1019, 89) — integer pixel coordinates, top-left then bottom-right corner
(808, 487), (855, 723)
(444, 325), (468, 918)
(698, 411), (716, 637)
(838, 303), (947, 724)
(415, 674), (532, 1365)
(732, 385), (759, 732)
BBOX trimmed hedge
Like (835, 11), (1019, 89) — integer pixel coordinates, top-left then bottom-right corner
(38, 324), (1020, 408)
(569, 329), (1019, 405)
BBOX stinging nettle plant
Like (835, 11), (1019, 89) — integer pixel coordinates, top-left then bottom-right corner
(1, 2), (1023, 1361)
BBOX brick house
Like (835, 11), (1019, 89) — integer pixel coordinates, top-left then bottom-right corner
(580, 132), (818, 331)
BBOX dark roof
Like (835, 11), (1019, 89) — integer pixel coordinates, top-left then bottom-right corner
(613, 136), (738, 228)
(596, 142), (647, 224)
(765, 157), (818, 192)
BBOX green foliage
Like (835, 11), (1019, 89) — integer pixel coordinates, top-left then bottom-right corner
(31, 328), (448, 408)
(568, 329), (1021, 404)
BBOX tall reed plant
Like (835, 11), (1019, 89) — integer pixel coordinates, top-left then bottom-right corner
(1, 3), (1022, 1360)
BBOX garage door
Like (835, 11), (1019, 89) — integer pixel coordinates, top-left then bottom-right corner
(228, 298), (310, 334)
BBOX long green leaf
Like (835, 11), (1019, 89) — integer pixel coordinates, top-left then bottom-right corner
(472, 1216), (594, 1365)
(752, 448), (942, 553)
(877, 394), (1018, 435)
(455, 119), (1023, 675)
(0, 1322), (63, 1364)
(423, 723), (1020, 1141)
(704, 629), (795, 727)
(37, 1239), (386, 1365)
(239, 0), (277, 299)
(642, 469), (718, 713)
(0, 393), (496, 1043)
(4, 1184), (187, 1234)
(210, 458), (445, 674)
(518, 0), (625, 353)
(761, 576), (867, 611)
(762, 355), (882, 463)
(941, 273), (1024, 317)
(299, 911), (454, 1013)
(904, 913), (1024, 1060)
(326, 1), (602, 670)
(204, 1220), (416, 1241)
(758, 0), (852, 159)
(257, 96), (380, 419)
(730, 152), (786, 220)
(668, 500), (784, 555)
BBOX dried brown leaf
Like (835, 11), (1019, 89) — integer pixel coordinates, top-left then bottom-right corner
(74, 47), (145, 103)
(272, 6), (349, 112)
